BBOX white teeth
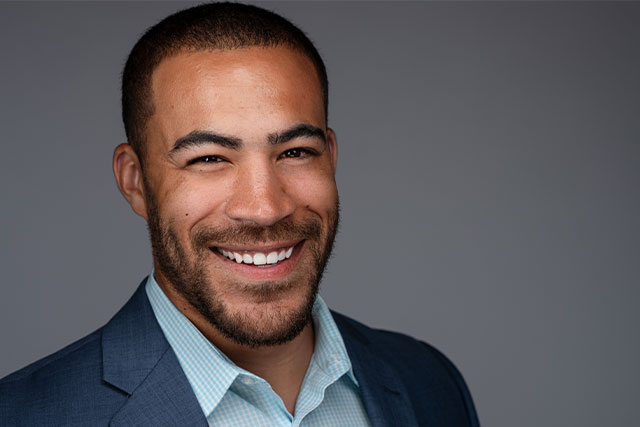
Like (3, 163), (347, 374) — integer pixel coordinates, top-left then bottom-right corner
(266, 252), (278, 264)
(217, 244), (296, 265)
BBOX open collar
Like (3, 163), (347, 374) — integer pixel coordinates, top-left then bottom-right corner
(146, 272), (359, 418)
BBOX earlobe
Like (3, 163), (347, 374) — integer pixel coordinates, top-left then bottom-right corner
(327, 128), (338, 172)
(112, 143), (148, 220)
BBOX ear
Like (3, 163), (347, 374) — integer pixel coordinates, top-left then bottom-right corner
(112, 143), (148, 220)
(326, 128), (338, 172)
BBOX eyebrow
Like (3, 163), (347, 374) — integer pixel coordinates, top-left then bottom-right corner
(171, 131), (242, 153)
(170, 123), (326, 155)
(268, 123), (326, 146)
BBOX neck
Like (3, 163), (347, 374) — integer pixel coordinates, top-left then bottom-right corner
(220, 323), (315, 415)
(155, 273), (315, 415)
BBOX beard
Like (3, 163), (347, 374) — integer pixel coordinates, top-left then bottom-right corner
(145, 189), (339, 348)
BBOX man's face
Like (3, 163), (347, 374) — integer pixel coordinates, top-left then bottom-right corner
(140, 47), (338, 347)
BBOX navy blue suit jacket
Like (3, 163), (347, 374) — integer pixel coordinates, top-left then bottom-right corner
(1, 281), (479, 426)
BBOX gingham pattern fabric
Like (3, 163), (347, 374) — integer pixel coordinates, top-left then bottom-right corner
(145, 274), (371, 426)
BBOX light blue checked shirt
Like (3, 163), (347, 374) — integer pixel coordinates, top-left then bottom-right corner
(145, 273), (371, 426)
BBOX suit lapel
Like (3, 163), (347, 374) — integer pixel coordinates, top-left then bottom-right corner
(108, 348), (208, 427)
(334, 313), (419, 427)
(102, 280), (207, 427)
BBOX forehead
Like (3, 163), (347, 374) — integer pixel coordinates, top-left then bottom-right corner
(147, 47), (325, 147)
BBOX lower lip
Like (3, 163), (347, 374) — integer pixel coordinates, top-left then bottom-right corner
(211, 241), (304, 281)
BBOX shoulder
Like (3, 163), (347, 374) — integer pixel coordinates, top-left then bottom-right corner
(332, 310), (461, 371)
(332, 311), (479, 426)
(1, 329), (101, 385)
(0, 328), (125, 426)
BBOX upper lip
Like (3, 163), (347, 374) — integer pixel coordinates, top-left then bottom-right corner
(211, 240), (302, 253)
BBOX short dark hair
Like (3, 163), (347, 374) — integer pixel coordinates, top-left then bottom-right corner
(121, 2), (328, 165)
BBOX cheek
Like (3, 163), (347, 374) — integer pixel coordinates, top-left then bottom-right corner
(286, 170), (337, 214)
(158, 176), (229, 224)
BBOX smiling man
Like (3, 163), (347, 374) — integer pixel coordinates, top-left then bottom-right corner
(0, 3), (478, 426)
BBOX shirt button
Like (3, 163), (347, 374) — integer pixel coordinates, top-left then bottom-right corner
(240, 376), (256, 386)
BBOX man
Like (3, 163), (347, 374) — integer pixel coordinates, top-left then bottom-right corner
(1, 3), (479, 426)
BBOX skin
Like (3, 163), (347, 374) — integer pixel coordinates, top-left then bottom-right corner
(113, 46), (338, 415)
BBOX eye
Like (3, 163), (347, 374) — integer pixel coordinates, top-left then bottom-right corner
(279, 148), (317, 159)
(187, 155), (225, 166)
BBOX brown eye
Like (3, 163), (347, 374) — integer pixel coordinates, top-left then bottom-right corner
(279, 148), (317, 159)
(283, 149), (302, 158)
(187, 155), (225, 165)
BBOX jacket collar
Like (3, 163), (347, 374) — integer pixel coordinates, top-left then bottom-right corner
(333, 312), (420, 427)
(102, 280), (207, 426)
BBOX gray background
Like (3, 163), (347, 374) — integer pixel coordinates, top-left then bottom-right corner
(1, 1), (639, 426)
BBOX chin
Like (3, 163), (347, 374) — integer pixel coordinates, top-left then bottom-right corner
(203, 280), (318, 347)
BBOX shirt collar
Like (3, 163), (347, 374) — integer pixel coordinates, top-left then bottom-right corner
(145, 271), (357, 418)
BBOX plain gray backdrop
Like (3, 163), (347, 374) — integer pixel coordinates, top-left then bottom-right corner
(1, 1), (639, 426)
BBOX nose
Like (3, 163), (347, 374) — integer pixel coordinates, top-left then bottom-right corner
(224, 159), (296, 226)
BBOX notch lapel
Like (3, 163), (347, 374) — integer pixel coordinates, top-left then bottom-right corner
(334, 313), (420, 427)
(102, 281), (207, 427)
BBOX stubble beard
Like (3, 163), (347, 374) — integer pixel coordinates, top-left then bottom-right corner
(145, 189), (339, 348)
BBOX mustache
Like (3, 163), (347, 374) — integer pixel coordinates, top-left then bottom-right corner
(192, 217), (323, 248)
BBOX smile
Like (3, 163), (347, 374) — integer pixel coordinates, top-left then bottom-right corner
(215, 244), (297, 266)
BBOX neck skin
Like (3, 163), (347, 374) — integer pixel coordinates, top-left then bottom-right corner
(154, 272), (314, 415)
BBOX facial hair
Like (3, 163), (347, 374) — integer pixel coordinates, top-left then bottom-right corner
(145, 188), (339, 348)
